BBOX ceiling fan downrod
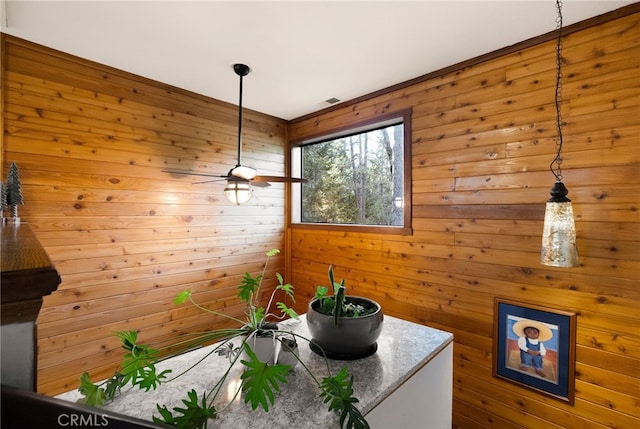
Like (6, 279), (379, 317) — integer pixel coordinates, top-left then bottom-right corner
(231, 63), (256, 180)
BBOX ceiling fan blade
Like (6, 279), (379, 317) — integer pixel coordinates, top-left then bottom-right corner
(192, 179), (226, 184)
(163, 168), (227, 179)
(251, 181), (271, 188)
(254, 175), (307, 183)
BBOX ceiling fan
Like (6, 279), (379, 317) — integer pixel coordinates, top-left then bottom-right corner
(163, 63), (305, 204)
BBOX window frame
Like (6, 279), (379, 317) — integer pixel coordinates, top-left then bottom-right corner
(290, 109), (412, 235)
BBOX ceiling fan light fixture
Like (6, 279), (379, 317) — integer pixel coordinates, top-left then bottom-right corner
(163, 63), (305, 196)
(226, 62), (256, 204)
(224, 180), (253, 205)
(230, 165), (257, 180)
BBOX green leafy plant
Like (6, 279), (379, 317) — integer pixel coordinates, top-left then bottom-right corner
(314, 265), (377, 325)
(240, 344), (291, 411)
(77, 331), (170, 407)
(78, 249), (370, 429)
(153, 389), (217, 429)
(320, 367), (369, 429)
(116, 330), (172, 391)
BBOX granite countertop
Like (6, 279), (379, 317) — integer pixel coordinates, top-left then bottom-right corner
(58, 314), (453, 428)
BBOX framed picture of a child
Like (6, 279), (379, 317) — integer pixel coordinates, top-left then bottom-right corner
(493, 298), (576, 405)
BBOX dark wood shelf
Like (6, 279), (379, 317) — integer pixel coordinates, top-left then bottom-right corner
(1, 222), (61, 324)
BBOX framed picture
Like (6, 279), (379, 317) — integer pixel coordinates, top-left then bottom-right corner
(493, 298), (576, 405)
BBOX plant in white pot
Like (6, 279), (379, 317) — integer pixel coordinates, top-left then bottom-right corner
(76, 250), (369, 429)
(307, 265), (384, 360)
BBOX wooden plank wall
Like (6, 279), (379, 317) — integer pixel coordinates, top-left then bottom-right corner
(1, 35), (288, 395)
(287, 10), (639, 429)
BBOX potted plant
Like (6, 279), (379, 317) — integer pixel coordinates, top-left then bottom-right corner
(307, 265), (383, 360)
(76, 249), (369, 429)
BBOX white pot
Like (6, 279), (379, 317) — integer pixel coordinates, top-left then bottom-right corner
(243, 331), (278, 364)
(276, 339), (299, 369)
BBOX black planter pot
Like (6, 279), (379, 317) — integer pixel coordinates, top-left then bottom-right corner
(306, 296), (383, 360)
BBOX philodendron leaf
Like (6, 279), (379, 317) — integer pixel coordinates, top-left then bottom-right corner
(135, 366), (172, 391)
(240, 344), (291, 412)
(320, 367), (370, 429)
(153, 404), (177, 426)
(238, 272), (261, 303)
(276, 276), (296, 302)
(276, 302), (298, 320)
(115, 330), (138, 352)
(104, 373), (125, 401)
(174, 290), (192, 305)
(114, 330), (167, 390)
(77, 372), (106, 407)
(153, 389), (216, 429)
(214, 341), (241, 362)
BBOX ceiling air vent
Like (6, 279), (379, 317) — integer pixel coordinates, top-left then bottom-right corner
(324, 97), (340, 105)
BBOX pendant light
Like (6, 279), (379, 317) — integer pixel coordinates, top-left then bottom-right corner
(540, 0), (579, 268)
(225, 63), (254, 205)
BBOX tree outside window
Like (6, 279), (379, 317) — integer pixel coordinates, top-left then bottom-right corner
(291, 111), (411, 233)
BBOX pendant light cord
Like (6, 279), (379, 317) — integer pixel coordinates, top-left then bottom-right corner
(550, 0), (564, 182)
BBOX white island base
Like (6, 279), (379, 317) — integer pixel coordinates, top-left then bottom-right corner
(367, 341), (452, 429)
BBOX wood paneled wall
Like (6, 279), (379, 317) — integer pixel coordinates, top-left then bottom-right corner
(1, 6), (638, 428)
(287, 10), (639, 429)
(1, 35), (288, 395)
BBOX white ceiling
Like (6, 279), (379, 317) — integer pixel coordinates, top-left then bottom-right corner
(1, 1), (634, 120)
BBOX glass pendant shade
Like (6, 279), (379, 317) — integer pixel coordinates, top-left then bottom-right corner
(224, 180), (253, 205)
(541, 182), (579, 267)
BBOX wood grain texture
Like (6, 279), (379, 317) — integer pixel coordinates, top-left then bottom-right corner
(288, 11), (639, 429)
(1, 7), (638, 428)
(1, 35), (287, 395)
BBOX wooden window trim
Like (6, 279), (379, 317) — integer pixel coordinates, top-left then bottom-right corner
(290, 109), (413, 236)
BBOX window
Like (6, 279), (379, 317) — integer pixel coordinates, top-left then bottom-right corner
(291, 110), (411, 234)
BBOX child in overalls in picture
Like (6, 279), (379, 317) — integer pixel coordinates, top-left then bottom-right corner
(512, 319), (553, 378)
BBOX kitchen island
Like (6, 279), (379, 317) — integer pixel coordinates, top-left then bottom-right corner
(58, 315), (453, 429)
